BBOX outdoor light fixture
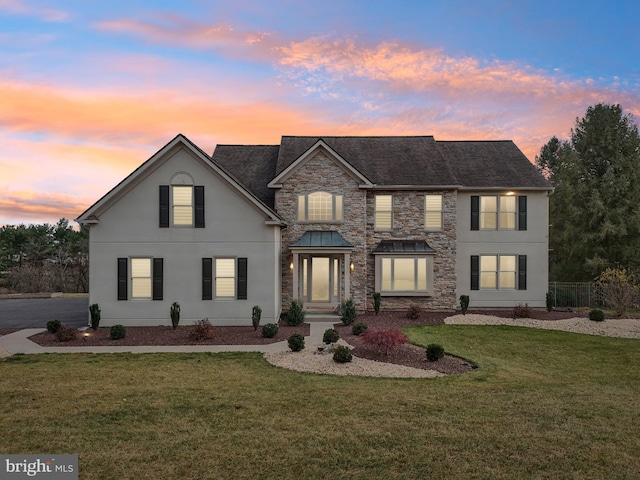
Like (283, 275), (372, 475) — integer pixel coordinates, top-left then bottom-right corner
(350, 261), (354, 271)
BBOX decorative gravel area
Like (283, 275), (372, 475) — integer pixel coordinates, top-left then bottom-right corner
(444, 314), (640, 339)
(264, 340), (444, 378)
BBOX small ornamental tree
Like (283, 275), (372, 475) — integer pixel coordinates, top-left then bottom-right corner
(170, 302), (180, 330)
(459, 295), (470, 315)
(596, 267), (638, 316)
(286, 299), (305, 326)
(341, 298), (357, 325)
(373, 292), (381, 315)
(361, 328), (408, 355)
(89, 303), (101, 331)
(252, 305), (262, 331)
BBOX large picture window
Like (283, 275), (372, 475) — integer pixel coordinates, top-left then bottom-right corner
(298, 192), (343, 222)
(376, 256), (433, 295)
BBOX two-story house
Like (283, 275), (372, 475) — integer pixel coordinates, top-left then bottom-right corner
(77, 134), (552, 326)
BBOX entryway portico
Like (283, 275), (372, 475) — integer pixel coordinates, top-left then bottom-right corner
(290, 231), (353, 310)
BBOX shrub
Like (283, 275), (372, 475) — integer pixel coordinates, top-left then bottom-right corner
(512, 303), (532, 318)
(352, 322), (368, 336)
(333, 345), (353, 363)
(426, 344), (445, 361)
(287, 333), (305, 352)
(596, 267), (638, 316)
(406, 304), (422, 320)
(89, 303), (101, 331)
(322, 328), (339, 344)
(46, 319), (61, 334)
(373, 292), (381, 315)
(459, 295), (470, 315)
(55, 325), (77, 342)
(170, 302), (180, 330)
(190, 319), (214, 341)
(546, 291), (555, 312)
(286, 299), (305, 326)
(110, 324), (126, 340)
(589, 309), (605, 322)
(262, 323), (279, 338)
(361, 328), (408, 355)
(252, 305), (262, 331)
(340, 298), (357, 325)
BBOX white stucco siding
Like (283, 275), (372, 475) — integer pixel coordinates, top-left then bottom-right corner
(456, 191), (549, 308)
(87, 145), (281, 326)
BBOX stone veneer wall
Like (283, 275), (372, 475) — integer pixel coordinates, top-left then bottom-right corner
(274, 150), (458, 313)
(274, 151), (368, 311)
(365, 190), (457, 310)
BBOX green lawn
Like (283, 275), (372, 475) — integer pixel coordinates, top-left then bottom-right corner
(1, 325), (639, 479)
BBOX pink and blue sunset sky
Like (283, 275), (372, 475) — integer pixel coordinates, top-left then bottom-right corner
(1, 0), (639, 226)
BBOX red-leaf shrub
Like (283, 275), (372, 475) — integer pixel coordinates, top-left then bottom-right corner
(361, 328), (408, 355)
(190, 319), (215, 341)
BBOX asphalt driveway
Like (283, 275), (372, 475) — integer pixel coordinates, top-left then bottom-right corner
(0, 297), (89, 329)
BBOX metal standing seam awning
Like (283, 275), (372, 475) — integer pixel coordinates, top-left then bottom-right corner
(371, 240), (436, 254)
(290, 230), (354, 249)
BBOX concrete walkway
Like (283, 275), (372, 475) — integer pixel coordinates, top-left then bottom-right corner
(0, 322), (337, 357)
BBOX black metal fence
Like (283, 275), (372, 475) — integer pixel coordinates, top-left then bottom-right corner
(548, 282), (606, 309)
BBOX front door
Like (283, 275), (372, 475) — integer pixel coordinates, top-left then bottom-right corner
(301, 255), (340, 304)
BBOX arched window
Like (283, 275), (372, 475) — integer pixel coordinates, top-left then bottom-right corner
(297, 191), (343, 222)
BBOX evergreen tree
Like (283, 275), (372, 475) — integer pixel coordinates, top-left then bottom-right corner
(537, 104), (640, 281)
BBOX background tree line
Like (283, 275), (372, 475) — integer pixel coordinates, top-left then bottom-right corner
(0, 218), (88, 293)
(536, 103), (640, 283)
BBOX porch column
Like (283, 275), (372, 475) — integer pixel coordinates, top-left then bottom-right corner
(344, 252), (350, 299)
(292, 252), (299, 300)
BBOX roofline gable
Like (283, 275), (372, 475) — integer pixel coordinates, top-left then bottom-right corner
(76, 134), (284, 226)
(267, 139), (374, 188)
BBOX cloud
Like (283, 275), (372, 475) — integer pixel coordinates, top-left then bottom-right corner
(0, 0), (68, 22)
(0, 190), (88, 225)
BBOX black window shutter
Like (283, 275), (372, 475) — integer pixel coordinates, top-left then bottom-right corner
(471, 255), (479, 290)
(202, 258), (213, 300)
(518, 196), (527, 231)
(195, 186), (205, 228)
(159, 185), (169, 228)
(153, 258), (163, 300)
(237, 257), (248, 300)
(518, 255), (527, 290)
(471, 196), (479, 231)
(117, 258), (128, 300)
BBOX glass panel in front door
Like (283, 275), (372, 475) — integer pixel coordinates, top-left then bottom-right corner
(311, 257), (330, 302)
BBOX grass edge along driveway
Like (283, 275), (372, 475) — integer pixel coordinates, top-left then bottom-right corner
(1, 325), (639, 480)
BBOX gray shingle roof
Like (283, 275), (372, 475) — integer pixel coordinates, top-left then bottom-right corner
(211, 136), (551, 207)
(210, 145), (280, 207)
(437, 141), (551, 189)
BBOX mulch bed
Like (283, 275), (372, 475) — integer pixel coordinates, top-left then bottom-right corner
(27, 309), (583, 375)
(29, 322), (309, 347)
(0, 329), (19, 337)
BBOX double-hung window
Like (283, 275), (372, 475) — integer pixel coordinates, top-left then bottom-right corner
(159, 184), (205, 228)
(298, 192), (343, 222)
(425, 194), (443, 230)
(117, 257), (163, 300)
(202, 257), (248, 300)
(375, 195), (393, 230)
(471, 195), (527, 231)
(471, 254), (526, 290)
